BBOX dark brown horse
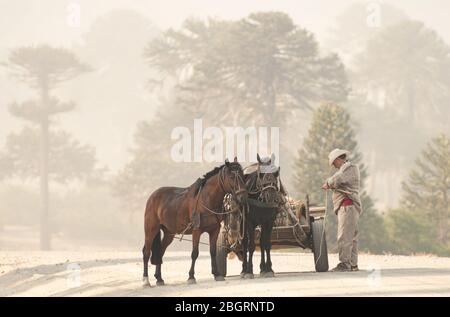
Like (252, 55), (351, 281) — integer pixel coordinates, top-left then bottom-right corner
(142, 158), (247, 286)
(241, 154), (283, 279)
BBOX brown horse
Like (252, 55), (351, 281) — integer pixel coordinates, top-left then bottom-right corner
(142, 158), (247, 286)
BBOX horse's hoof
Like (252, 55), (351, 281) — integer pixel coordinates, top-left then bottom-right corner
(263, 271), (275, 278)
(142, 277), (151, 287)
(240, 272), (245, 279)
(187, 278), (196, 285)
(156, 280), (165, 286)
(214, 275), (225, 282)
(244, 273), (254, 279)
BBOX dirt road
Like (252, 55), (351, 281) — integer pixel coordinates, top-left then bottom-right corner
(1, 250), (449, 296)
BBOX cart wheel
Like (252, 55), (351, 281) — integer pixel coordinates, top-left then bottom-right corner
(311, 219), (329, 272)
(216, 227), (228, 277)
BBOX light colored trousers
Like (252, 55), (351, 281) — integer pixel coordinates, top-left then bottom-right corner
(337, 205), (359, 267)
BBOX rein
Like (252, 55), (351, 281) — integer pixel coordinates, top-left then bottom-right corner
(176, 165), (246, 242)
(196, 165), (246, 216)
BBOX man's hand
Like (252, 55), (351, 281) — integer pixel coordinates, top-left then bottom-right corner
(321, 182), (330, 190)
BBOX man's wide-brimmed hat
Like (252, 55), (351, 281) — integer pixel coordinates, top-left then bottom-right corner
(328, 148), (349, 166)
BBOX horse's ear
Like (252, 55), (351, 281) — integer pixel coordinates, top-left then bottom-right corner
(271, 153), (275, 163)
(233, 156), (238, 163)
(257, 153), (261, 163)
(225, 158), (230, 166)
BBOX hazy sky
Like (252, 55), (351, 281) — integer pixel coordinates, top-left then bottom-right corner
(1, 0), (450, 172)
(1, 0), (450, 49)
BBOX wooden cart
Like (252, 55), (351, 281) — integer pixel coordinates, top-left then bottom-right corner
(216, 195), (329, 276)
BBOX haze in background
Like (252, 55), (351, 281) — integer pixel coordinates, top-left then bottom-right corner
(0, 0), (449, 252)
(1, 0), (449, 171)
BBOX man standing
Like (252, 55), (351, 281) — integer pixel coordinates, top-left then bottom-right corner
(322, 148), (362, 272)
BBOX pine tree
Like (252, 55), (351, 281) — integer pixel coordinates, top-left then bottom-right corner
(387, 133), (450, 255)
(293, 101), (387, 253)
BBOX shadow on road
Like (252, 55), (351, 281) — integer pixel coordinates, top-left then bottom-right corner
(0, 254), (210, 296)
(89, 267), (450, 297)
(2, 256), (450, 297)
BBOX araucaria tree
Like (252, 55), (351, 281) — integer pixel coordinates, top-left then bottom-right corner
(2, 45), (91, 250)
(145, 11), (349, 127)
(355, 20), (450, 128)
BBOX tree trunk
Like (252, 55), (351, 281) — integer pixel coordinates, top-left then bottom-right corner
(265, 84), (277, 127)
(439, 188), (449, 246)
(39, 120), (50, 250)
(407, 80), (416, 122)
(39, 83), (51, 250)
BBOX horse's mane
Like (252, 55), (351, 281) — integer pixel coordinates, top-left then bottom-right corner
(192, 164), (225, 195)
(191, 162), (241, 195)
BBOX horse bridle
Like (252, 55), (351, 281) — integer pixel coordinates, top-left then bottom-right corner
(196, 164), (246, 215)
(218, 165), (247, 199)
(247, 166), (279, 196)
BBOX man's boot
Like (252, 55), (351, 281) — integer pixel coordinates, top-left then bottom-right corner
(331, 262), (351, 272)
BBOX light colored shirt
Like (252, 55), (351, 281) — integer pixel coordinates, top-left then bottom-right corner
(326, 161), (362, 214)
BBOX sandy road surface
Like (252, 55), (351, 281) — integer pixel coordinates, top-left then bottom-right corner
(1, 251), (450, 296)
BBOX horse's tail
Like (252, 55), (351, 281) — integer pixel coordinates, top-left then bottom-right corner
(150, 230), (162, 265)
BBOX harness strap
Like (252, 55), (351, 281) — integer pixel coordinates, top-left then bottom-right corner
(192, 165), (244, 224)
(179, 222), (193, 241)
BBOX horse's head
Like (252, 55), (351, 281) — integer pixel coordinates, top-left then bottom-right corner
(222, 157), (248, 204)
(255, 153), (281, 204)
